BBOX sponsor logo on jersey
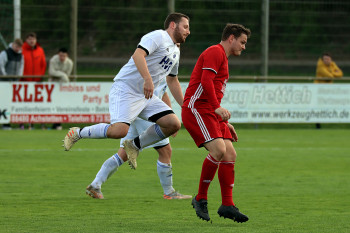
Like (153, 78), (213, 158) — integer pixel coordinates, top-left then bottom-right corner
(159, 56), (173, 72)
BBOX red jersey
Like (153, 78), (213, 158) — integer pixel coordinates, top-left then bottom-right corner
(183, 44), (228, 110)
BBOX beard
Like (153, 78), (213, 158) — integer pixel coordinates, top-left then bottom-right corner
(173, 26), (185, 44)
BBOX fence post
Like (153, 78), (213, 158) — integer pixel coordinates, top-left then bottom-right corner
(70, 0), (78, 80)
(13, 0), (21, 40)
(168, 0), (175, 13)
(261, 0), (269, 80)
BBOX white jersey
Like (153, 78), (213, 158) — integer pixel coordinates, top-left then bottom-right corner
(113, 29), (179, 94)
(154, 77), (167, 99)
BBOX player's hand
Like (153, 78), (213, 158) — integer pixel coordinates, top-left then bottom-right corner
(215, 107), (231, 121)
(227, 123), (238, 142)
(143, 78), (154, 99)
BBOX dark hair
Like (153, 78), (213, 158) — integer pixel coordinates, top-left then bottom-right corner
(25, 32), (37, 39)
(14, 38), (23, 46)
(322, 53), (331, 58)
(59, 47), (68, 53)
(164, 12), (190, 29)
(221, 24), (251, 41)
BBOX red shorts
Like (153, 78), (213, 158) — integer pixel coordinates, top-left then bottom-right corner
(182, 107), (233, 147)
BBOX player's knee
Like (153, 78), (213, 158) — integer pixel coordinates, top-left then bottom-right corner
(211, 147), (226, 161)
(217, 150), (226, 161)
(169, 119), (181, 134)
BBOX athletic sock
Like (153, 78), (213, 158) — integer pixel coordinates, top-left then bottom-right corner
(157, 160), (175, 195)
(79, 123), (110, 138)
(218, 161), (235, 206)
(91, 153), (124, 189)
(134, 124), (166, 149)
(196, 154), (219, 201)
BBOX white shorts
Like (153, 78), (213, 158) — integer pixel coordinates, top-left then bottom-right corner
(120, 117), (170, 150)
(109, 82), (172, 124)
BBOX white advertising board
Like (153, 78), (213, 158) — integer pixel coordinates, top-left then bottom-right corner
(0, 82), (349, 123)
(0, 82), (110, 124)
(173, 82), (350, 123)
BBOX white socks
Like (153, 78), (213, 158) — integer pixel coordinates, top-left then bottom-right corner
(90, 154), (175, 195)
(157, 160), (175, 195)
(79, 123), (110, 138)
(138, 124), (166, 149)
(91, 153), (124, 189)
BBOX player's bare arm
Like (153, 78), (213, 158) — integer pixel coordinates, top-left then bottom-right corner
(132, 48), (154, 99)
(215, 107), (231, 121)
(166, 75), (184, 106)
(161, 92), (171, 108)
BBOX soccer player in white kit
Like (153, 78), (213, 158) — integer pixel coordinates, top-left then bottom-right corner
(85, 78), (191, 199)
(63, 12), (190, 183)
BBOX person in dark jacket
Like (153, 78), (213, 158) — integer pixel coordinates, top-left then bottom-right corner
(0, 38), (24, 130)
(0, 38), (24, 80)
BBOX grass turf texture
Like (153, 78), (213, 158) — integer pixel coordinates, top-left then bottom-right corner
(1, 128), (349, 233)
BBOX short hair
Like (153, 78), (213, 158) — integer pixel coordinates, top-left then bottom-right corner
(164, 12), (190, 29)
(58, 47), (68, 53)
(322, 53), (331, 58)
(13, 38), (23, 46)
(221, 24), (251, 41)
(25, 32), (37, 39)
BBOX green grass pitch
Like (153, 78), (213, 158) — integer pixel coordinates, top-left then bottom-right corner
(1, 128), (349, 233)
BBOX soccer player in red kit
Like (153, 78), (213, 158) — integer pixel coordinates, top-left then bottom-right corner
(182, 24), (251, 223)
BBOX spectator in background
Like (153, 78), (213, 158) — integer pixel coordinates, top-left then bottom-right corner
(314, 53), (343, 129)
(0, 38), (24, 80)
(21, 32), (47, 130)
(21, 32), (46, 82)
(314, 53), (343, 84)
(49, 47), (73, 130)
(0, 38), (24, 130)
(48, 47), (73, 83)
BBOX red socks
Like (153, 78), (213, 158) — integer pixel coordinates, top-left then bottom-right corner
(196, 154), (219, 201)
(196, 154), (236, 206)
(218, 161), (235, 206)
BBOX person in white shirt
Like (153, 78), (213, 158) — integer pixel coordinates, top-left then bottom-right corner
(48, 47), (73, 83)
(86, 77), (191, 199)
(48, 48), (73, 130)
(63, 13), (190, 195)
